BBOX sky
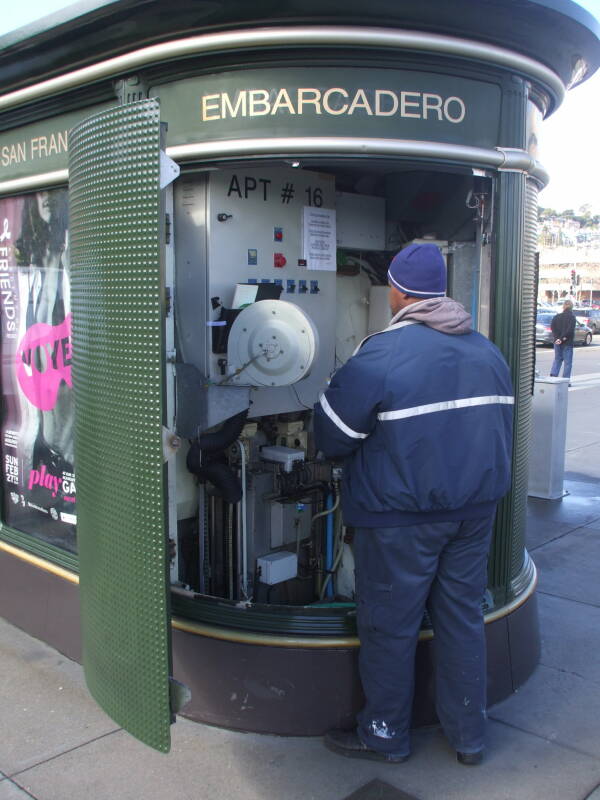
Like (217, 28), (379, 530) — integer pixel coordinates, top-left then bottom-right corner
(2, 0), (600, 214)
(539, 66), (600, 214)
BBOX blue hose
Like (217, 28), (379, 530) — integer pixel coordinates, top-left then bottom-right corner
(325, 493), (335, 598)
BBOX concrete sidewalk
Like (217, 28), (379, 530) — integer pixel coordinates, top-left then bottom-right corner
(1, 479), (600, 800)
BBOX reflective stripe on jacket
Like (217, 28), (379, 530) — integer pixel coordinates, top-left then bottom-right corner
(313, 322), (514, 527)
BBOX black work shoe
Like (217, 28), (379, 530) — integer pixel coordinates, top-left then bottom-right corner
(457, 750), (483, 766)
(324, 729), (408, 763)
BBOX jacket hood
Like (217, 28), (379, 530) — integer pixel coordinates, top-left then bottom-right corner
(391, 296), (472, 335)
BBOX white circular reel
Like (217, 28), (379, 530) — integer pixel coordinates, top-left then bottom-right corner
(227, 300), (319, 387)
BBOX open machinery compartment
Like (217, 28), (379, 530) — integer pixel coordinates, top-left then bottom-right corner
(170, 159), (494, 611)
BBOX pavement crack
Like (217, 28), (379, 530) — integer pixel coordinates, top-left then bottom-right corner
(6, 727), (123, 779)
(488, 717), (600, 761)
(538, 661), (600, 688)
(528, 518), (600, 552)
(566, 442), (600, 454)
(1, 777), (39, 799)
(583, 779), (600, 800)
(537, 589), (600, 610)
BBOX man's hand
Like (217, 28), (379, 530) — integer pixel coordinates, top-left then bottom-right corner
(555, 339), (562, 345)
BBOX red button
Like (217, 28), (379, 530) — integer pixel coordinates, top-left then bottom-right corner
(274, 253), (287, 268)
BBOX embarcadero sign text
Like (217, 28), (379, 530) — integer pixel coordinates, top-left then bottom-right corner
(155, 66), (501, 150)
(201, 88), (466, 123)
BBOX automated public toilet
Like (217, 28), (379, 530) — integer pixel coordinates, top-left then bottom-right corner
(0, 0), (598, 752)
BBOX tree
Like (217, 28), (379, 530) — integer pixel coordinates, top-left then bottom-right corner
(578, 203), (592, 218)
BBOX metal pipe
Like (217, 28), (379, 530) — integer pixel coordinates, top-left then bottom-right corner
(310, 483), (340, 598)
(198, 484), (208, 594)
(209, 494), (215, 595)
(0, 170), (69, 195)
(309, 487), (340, 529)
(168, 138), (550, 189)
(0, 141), (550, 197)
(320, 496), (345, 601)
(235, 479), (242, 601)
(236, 439), (249, 599)
(167, 136), (534, 172)
(227, 503), (234, 600)
(325, 493), (335, 599)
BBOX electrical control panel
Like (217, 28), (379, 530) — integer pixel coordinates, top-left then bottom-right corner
(175, 167), (337, 417)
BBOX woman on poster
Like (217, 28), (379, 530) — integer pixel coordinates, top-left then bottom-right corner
(13, 189), (74, 532)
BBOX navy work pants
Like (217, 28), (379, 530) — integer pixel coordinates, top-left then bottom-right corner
(354, 513), (495, 757)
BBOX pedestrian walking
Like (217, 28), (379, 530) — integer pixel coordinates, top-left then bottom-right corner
(313, 243), (514, 765)
(550, 299), (576, 380)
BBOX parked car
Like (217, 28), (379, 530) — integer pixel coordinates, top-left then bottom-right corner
(535, 312), (593, 346)
(573, 308), (600, 334)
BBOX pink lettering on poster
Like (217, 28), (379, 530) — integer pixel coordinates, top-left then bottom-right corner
(15, 313), (72, 411)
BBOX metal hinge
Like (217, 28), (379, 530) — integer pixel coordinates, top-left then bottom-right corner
(160, 151), (180, 189)
(114, 75), (149, 105)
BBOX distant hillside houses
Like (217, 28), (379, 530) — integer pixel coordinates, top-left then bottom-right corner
(538, 207), (600, 304)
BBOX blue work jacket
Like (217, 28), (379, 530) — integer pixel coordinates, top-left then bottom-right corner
(313, 321), (514, 527)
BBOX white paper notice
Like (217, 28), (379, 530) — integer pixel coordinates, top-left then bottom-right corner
(302, 207), (337, 271)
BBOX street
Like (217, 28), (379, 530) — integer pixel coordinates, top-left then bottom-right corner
(535, 338), (600, 481)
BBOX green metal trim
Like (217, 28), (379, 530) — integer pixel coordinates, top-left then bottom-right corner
(0, 27), (565, 114)
(486, 77), (535, 604)
(170, 593), (360, 637)
(0, 526), (78, 572)
(509, 177), (539, 580)
(171, 564), (537, 647)
(489, 169), (531, 604)
(69, 98), (172, 753)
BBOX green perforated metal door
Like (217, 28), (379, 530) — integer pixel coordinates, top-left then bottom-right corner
(69, 99), (173, 752)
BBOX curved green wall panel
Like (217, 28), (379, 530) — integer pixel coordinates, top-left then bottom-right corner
(489, 169), (537, 605)
(68, 99), (172, 752)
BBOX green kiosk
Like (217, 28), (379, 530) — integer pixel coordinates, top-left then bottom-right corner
(0, 0), (598, 752)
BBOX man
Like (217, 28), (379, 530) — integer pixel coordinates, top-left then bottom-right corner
(313, 243), (514, 766)
(550, 299), (576, 380)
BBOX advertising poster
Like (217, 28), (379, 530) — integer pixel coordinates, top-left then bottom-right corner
(0, 189), (76, 552)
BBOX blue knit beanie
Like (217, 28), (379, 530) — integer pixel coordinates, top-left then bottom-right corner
(387, 243), (447, 298)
